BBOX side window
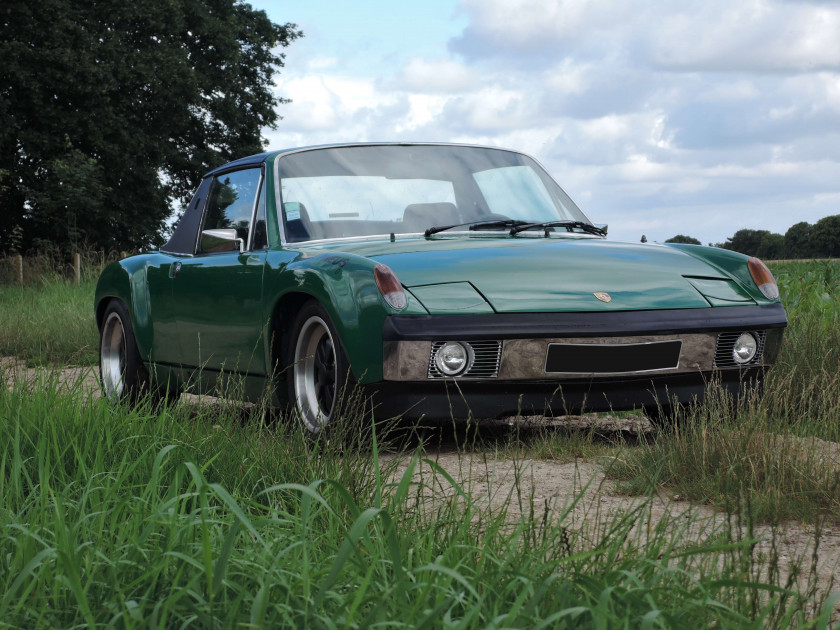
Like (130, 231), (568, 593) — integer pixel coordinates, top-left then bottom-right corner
(251, 179), (268, 250)
(201, 168), (261, 252)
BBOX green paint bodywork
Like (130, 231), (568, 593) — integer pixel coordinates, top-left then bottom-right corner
(407, 282), (494, 314)
(94, 150), (779, 403)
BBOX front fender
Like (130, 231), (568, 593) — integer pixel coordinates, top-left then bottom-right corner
(94, 256), (158, 361)
(664, 243), (777, 305)
(265, 252), (427, 383)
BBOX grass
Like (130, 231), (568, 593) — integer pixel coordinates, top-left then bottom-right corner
(0, 275), (99, 366)
(607, 260), (840, 523)
(1, 258), (839, 625)
(1, 374), (837, 627)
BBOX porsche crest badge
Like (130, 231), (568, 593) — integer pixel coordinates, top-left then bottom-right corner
(594, 292), (612, 303)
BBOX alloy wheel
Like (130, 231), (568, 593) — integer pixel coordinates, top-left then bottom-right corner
(293, 315), (338, 431)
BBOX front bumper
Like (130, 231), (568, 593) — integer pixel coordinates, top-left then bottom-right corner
(368, 369), (766, 420)
(373, 304), (786, 420)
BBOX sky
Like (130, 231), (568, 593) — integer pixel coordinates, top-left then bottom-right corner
(251, 0), (840, 245)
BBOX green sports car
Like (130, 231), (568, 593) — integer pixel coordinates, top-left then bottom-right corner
(95, 143), (787, 430)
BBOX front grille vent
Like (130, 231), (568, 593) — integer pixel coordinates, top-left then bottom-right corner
(427, 341), (502, 379)
(714, 331), (766, 368)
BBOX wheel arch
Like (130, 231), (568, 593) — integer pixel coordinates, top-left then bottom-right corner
(264, 254), (396, 383)
(267, 290), (313, 381)
(94, 259), (154, 360)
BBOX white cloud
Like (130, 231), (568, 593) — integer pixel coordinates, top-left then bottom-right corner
(451, 0), (636, 54)
(399, 58), (478, 93)
(451, 0), (840, 73)
(648, 2), (840, 72)
(266, 0), (840, 245)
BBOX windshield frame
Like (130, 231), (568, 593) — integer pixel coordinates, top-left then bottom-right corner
(272, 142), (597, 246)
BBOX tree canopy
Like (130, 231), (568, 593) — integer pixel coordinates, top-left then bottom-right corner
(783, 222), (812, 259)
(665, 234), (701, 245)
(711, 216), (840, 259)
(810, 215), (840, 258)
(0, 0), (300, 253)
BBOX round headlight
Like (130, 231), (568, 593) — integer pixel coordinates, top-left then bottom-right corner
(434, 342), (471, 376)
(732, 332), (758, 364)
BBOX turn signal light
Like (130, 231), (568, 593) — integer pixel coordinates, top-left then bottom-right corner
(748, 257), (780, 301)
(374, 264), (407, 311)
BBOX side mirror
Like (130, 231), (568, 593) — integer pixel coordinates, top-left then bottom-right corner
(201, 228), (244, 253)
(595, 223), (608, 236)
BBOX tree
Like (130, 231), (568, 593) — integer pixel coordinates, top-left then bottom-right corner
(810, 214), (840, 258)
(721, 229), (770, 257)
(0, 0), (301, 253)
(784, 221), (813, 259)
(755, 232), (785, 260)
(665, 234), (701, 245)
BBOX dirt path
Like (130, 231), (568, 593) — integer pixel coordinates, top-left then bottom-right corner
(1, 356), (99, 392)
(385, 450), (839, 613)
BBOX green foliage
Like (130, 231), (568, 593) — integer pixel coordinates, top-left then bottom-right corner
(756, 232), (785, 260)
(0, 273), (99, 366)
(665, 234), (701, 245)
(811, 215), (840, 258)
(784, 221), (813, 258)
(721, 228), (772, 256)
(0, 0), (301, 254)
(717, 215), (840, 260)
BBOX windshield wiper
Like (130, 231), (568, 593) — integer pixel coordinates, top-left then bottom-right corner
(508, 220), (606, 237)
(424, 219), (531, 237)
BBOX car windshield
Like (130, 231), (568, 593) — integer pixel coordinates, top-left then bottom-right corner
(275, 144), (591, 243)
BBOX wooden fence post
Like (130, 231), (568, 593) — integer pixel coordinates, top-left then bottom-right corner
(16, 254), (23, 285)
(74, 252), (81, 285)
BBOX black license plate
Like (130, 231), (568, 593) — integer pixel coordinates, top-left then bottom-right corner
(545, 340), (682, 374)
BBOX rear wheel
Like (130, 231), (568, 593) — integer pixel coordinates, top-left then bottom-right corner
(288, 301), (351, 432)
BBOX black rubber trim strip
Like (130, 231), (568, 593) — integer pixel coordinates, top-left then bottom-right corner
(383, 303), (787, 341)
(149, 361), (267, 378)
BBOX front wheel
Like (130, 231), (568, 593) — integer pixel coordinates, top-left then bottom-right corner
(99, 300), (177, 405)
(288, 301), (352, 432)
(99, 300), (151, 403)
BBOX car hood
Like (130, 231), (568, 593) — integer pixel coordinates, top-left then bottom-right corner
(299, 236), (754, 313)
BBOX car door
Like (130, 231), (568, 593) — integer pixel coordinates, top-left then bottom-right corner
(148, 177), (212, 366)
(171, 167), (269, 386)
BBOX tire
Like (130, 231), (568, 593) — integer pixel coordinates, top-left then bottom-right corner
(99, 300), (171, 405)
(288, 300), (352, 432)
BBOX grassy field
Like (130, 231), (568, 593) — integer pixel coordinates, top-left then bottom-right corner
(1, 378), (837, 627)
(608, 261), (840, 523)
(1, 260), (839, 626)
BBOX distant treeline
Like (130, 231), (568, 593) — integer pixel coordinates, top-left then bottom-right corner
(660, 213), (840, 259)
